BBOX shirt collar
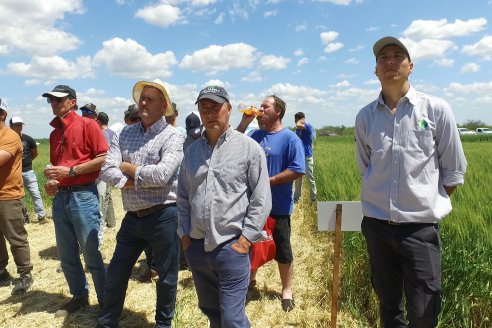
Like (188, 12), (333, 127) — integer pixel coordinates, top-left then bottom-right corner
(374, 84), (417, 112)
(201, 126), (233, 145)
(50, 110), (78, 129)
(139, 117), (167, 134)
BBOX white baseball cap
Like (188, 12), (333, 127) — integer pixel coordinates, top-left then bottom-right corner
(9, 116), (24, 125)
(0, 98), (8, 111)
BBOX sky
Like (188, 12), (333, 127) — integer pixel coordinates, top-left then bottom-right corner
(1, 0), (491, 138)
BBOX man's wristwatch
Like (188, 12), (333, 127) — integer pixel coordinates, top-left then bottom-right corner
(69, 166), (77, 177)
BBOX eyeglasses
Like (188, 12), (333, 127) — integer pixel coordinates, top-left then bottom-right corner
(47, 96), (68, 104)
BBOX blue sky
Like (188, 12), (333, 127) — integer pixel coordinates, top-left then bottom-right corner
(1, 0), (491, 138)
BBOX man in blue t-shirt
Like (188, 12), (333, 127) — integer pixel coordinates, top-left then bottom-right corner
(237, 95), (305, 312)
(293, 112), (317, 202)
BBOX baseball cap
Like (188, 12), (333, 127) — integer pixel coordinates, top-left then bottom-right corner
(9, 116), (24, 125)
(0, 98), (8, 112)
(132, 79), (173, 116)
(80, 103), (98, 115)
(42, 85), (77, 99)
(373, 36), (411, 61)
(195, 86), (230, 105)
(185, 111), (202, 138)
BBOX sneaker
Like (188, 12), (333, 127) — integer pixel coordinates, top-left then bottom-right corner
(0, 270), (13, 287)
(11, 273), (33, 295)
(61, 296), (89, 314)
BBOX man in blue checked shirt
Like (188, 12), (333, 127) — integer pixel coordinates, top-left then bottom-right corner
(355, 36), (467, 328)
(97, 79), (184, 328)
(177, 86), (271, 328)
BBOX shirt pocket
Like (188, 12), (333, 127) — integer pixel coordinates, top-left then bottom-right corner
(407, 130), (434, 159)
(212, 165), (246, 193)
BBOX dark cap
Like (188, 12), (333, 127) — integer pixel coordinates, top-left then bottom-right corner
(80, 103), (98, 115)
(373, 36), (411, 61)
(195, 86), (230, 105)
(185, 111), (202, 138)
(42, 85), (77, 99)
(97, 112), (109, 125)
(124, 104), (139, 120)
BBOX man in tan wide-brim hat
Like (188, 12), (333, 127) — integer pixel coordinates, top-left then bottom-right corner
(97, 79), (184, 327)
(132, 79), (174, 117)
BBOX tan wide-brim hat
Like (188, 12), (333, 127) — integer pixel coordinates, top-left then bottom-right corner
(132, 79), (173, 116)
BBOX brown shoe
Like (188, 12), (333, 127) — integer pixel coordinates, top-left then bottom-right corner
(137, 265), (157, 283)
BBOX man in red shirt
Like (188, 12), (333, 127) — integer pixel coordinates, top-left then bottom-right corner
(42, 85), (108, 314)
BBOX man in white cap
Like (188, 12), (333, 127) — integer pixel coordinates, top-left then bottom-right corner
(42, 85), (108, 314)
(9, 116), (48, 224)
(97, 79), (183, 328)
(0, 98), (34, 295)
(355, 36), (467, 327)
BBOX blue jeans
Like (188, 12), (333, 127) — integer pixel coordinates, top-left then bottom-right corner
(185, 238), (251, 328)
(97, 204), (179, 328)
(52, 184), (106, 303)
(22, 170), (46, 218)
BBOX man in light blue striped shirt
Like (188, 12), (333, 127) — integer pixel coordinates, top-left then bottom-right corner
(355, 36), (467, 328)
(97, 79), (183, 328)
(177, 86), (271, 328)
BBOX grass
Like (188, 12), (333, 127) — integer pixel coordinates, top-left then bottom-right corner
(315, 135), (492, 327)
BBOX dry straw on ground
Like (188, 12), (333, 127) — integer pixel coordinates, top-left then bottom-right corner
(0, 184), (360, 327)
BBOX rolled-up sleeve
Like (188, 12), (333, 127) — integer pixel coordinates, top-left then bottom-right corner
(100, 131), (128, 188)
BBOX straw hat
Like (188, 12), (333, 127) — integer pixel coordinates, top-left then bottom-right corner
(132, 79), (173, 116)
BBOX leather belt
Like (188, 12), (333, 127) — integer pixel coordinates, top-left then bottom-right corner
(365, 216), (437, 227)
(58, 182), (95, 192)
(128, 203), (175, 218)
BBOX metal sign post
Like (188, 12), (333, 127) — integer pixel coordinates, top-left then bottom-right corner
(317, 201), (362, 328)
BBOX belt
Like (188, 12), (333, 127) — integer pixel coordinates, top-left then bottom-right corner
(128, 203), (175, 218)
(365, 216), (437, 227)
(58, 182), (96, 192)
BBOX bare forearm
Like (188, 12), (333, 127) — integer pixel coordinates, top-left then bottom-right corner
(270, 169), (304, 186)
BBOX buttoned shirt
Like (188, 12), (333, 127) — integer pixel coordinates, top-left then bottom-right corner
(49, 110), (108, 186)
(355, 85), (467, 223)
(100, 117), (183, 211)
(177, 128), (272, 252)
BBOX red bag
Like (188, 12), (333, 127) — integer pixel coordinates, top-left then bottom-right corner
(250, 216), (276, 271)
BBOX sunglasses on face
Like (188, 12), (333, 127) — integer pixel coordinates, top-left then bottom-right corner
(47, 96), (68, 104)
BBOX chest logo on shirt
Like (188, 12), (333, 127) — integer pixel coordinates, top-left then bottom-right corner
(418, 118), (428, 129)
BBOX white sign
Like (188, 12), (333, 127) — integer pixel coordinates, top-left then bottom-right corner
(317, 201), (363, 232)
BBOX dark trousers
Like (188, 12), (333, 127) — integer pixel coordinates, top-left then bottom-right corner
(185, 238), (251, 328)
(97, 204), (179, 328)
(361, 217), (442, 328)
(0, 199), (32, 275)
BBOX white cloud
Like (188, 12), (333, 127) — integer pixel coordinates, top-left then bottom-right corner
(366, 26), (378, 32)
(265, 83), (327, 106)
(241, 71), (262, 82)
(332, 80), (351, 88)
(294, 49), (304, 56)
(0, 0), (84, 56)
(401, 38), (455, 62)
(348, 45), (364, 52)
(345, 58), (360, 64)
(135, 3), (184, 28)
(462, 36), (492, 60)
(297, 58), (309, 66)
(364, 79), (380, 85)
(214, 12), (225, 24)
(259, 55), (291, 70)
(314, 0), (351, 5)
(202, 79), (229, 89)
(179, 43), (256, 74)
(320, 31), (339, 44)
(324, 42), (344, 53)
(93, 38), (177, 79)
(402, 18), (487, 40)
(296, 22), (308, 32)
(6, 56), (94, 80)
(191, 0), (218, 5)
(320, 31), (344, 53)
(434, 58), (454, 67)
(460, 62), (480, 73)
(264, 10), (278, 18)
